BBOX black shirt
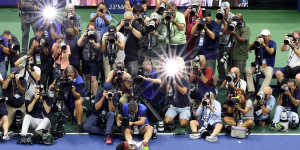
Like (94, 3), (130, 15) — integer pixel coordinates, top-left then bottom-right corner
(26, 96), (53, 119)
(66, 34), (81, 67)
(282, 88), (300, 113)
(3, 78), (25, 108)
(171, 77), (190, 108)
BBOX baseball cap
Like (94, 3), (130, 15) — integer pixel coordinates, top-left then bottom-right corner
(103, 82), (113, 91)
(191, 0), (201, 6)
(221, 1), (230, 9)
(203, 10), (211, 17)
(260, 29), (271, 36)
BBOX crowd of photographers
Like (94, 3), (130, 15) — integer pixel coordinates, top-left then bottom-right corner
(0, 0), (300, 149)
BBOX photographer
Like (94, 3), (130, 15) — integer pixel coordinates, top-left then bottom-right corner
(14, 55), (41, 101)
(90, 2), (112, 38)
(221, 67), (247, 97)
(124, 0), (147, 12)
(229, 13), (250, 79)
(102, 25), (126, 79)
(52, 36), (71, 78)
(49, 65), (85, 132)
(18, 0), (39, 53)
(189, 92), (223, 143)
(83, 82), (118, 144)
(253, 86), (275, 126)
(64, 27), (81, 72)
(20, 87), (52, 137)
(165, 1), (187, 56)
(155, 0), (168, 15)
(62, 3), (82, 35)
(116, 100), (153, 149)
(28, 28), (53, 87)
(189, 55), (215, 103)
(275, 31), (300, 83)
(246, 29), (276, 94)
(271, 80), (300, 130)
(77, 22), (101, 96)
(2, 72), (26, 132)
(0, 99), (9, 140)
(2, 30), (20, 71)
(0, 35), (9, 79)
(184, 0), (203, 59)
(191, 10), (221, 73)
(223, 89), (255, 129)
(117, 10), (142, 75)
(164, 57), (191, 128)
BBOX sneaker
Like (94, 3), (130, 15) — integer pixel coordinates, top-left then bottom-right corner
(2, 134), (10, 141)
(189, 133), (201, 139)
(105, 135), (113, 145)
(205, 136), (218, 143)
(271, 123), (282, 130)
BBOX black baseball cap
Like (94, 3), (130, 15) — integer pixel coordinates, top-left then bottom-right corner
(203, 10), (211, 17)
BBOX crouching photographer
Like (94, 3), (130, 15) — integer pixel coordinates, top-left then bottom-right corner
(49, 65), (85, 132)
(116, 100), (153, 149)
(2, 72), (26, 134)
(83, 82), (118, 144)
(102, 25), (126, 79)
(189, 92), (223, 143)
(253, 86), (275, 126)
(223, 89), (255, 137)
(0, 97), (9, 141)
(271, 80), (300, 131)
(18, 86), (52, 144)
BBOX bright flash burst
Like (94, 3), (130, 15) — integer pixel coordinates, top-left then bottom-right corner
(42, 6), (57, 21)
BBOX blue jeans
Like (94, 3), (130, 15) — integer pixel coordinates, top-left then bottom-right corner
(83, 112), (115, 135)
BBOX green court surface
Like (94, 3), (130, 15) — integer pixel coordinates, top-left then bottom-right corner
(0, 8), (300, 134)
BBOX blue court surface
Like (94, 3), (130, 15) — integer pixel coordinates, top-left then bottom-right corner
(1, 133), (299, 150)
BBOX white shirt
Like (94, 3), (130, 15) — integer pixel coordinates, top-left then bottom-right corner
(287, 45), (300, 68)
(103, 32), (126, 63)
(226, 79), (247, 92)
(196, 99), (222, 127)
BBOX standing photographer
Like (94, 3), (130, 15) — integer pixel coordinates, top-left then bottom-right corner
(271, 80), (300, 130)
(52, 36), (71, 79)
(116, 100), (153, 149)
(20, 87), (52, 137)
(124, 0), (147, 12)
(166, 1), (187, 56)
(191, 10), (221, 73)
(223, 89), (255, 129)
(275, 31), (300, 83)
(2, 72), (26, 132)
(90, 2), (112, 38)
(229, 13), (250, 79)
(117, 10), (142, 76)
(0, 35), (9, 80)
(189, 92), (223, 143)
(14, 55), (41, 101)
(62, 3), (82, 35)
(246, 29), (276, 94)
(184, 0), (203, 58)
(64, 27), (81, 72)
(253, 86), (275, 126)
(221, 67), (247, 98)
(83, 82), (118, 144)
(77, 22), (101, 96)
(2, 30), (21, 73)
(0, 98), (9, 140)
(102, 25), (126, 79)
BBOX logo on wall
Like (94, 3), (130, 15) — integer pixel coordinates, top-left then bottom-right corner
(103, 0), (125, 14)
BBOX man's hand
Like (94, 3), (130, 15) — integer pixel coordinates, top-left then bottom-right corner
(100, 13), (105, 18)
(96, 12), (101, 17)
(89, 39), (97, 46)
(129, 121), (134, 126)
(34, 89), (40, 100)
(103, 90), (108, 98)
(284, 90), (292, 97)
(235, 103), (241, 109)
(8, 73), (15, 79)
(117, 119), (122, 127)
(72, 85), (76, 93)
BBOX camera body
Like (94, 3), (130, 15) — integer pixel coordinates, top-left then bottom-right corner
(284, 34), (299, 45)
(201, 98), (210, 107)
(124, 19), (131, 28)
(216, 9), (225, 20)
(146, 19), (157, 33)
(226, 72), (236, 82)
(280, 84), (290, 94)
(189, 5), (198, 17)
(0, 97), (8, 104)
(60, 41), (67, 51)
(256, 92), (265, 101)
(55, 76), (74, 100)
(108, 27), (116, 44)
(87, 30), (97, 41)
(227, 96), (240, 107)
(67, 11), (74, 20)
(165, 11), (174, 22)
(197, 18), (207, 31)
(115, 63), (124, 78)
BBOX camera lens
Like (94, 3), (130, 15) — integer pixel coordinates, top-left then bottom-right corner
(216, 13), (224, 20)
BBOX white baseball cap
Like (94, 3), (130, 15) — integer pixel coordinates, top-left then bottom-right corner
(260, 29), (271, 36)
(221, 1), (230, 9)
(191, 0), (202, 6)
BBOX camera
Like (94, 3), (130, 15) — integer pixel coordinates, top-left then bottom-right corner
(227, 96), (240, 107)
(137, 14), (144, 24)
(87, 30), (97, 41)
(197, 18), (207, 31)
(60, 41), (67, 51)
(107, 92), (114, 98)
(146, 19), (157, 33)
(134, 67), (145, 84)
(158, 2), (166, 15)
(226, 72), (236, 82)
(254, 35), (264, 49)
(165, 11), (174, 22)
(201, 98), (210, 107)
(0, 97), (8, 104)
(191, 56), (201, 74)
(280, 84), (290, 93)
(55, 76), (74, 100)
(108, 26), (116, 43)
(189, 5), (198, 17)
(115, 63), (124, 78)
(124, 19), (131, 28)
(256, 92), (265, 101)
(228, 21), (237, 32)
(99, 9), (104, 13)
(67, 11), (74, 20)
(284, 34), (299, 45)
(216, 9), (225, 20)
(220, 50), (230, 64)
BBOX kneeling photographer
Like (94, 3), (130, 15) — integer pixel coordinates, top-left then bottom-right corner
(102, 25), (126, 79)
(19, 86), (52, 143)
(223, 89), (255, 129)
(116, 100), (153, 149)
(253, 86), (275, 126)
(83, 82), (118, 144)
(0, 97), (9, 141)
(2, 72), (26, 135)
(221, 67), (247, 100)
(246, 29), (276, 94)
(271, 80), (300, 131)
(189, 92), (223, 143)
(49, 65), (85, 132)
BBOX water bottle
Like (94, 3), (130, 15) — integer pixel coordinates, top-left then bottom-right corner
(152, 125), (157, 139)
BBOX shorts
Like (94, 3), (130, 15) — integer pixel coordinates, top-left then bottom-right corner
(165, 105), (191, 120)
(198, 120), (223, 129)
(82, 61), (100, 76)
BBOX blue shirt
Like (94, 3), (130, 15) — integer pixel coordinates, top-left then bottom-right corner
(258, 40), (276, 67)
(67, 75), (85, 109)
(0, 36), (8, 62)
(90, 13), (112, 38)
(199, 21), (221, 60)
(130, 0), (143, 6)
(38, 19), (62, 47)
(93, 89), (119, 115)
(196, 100), (222, 127)
(122, 103), (149, 126)
(141, 70), (162, 102)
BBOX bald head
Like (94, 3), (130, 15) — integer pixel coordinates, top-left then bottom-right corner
(124, 11), (134, 20)
(263, 86), (273, 95)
